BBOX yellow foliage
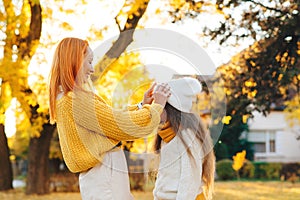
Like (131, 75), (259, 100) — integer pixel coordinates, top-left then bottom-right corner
(94, 52), (153, 108)
(49, 129), (63, 160)
(60, 22), (73, 31)
(194, 92), (211, 113)
(170, 0), (186, 9)
(284, 94), (300, 127)
(213, 118), (220, 125)
(242, 87), (248, 95)
(155, 8), (161, 14)
(290, 57), (295, 65)
(129, 134), (156, 154)
(9, 108), (31, 157)
(247, 89), (257, 99)
(117, 0), (149, 25)
(30, 115), (48, 138)
(0, 0), (44, 142)
(232, 150), (246, 171)
(244, 78), (257, 87)
(222, 115), (232, 124)
(242, 78), (257, 99)
(225, 88), (231, 95)
(249, 60), (256, 67)
(242, 115), (249, 124)
(87, 25), (104, 41)
(275, 54), (281, 62)
(212, 83), (226, 102)
(130, 138), (147, 153)
(9, 129), (30, 158)
(0, 82), (12, 124)
(9, 155), (16, 161)
(19, 0), (31, 38)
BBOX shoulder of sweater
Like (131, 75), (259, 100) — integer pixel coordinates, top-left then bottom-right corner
(56, 91), (104, 104)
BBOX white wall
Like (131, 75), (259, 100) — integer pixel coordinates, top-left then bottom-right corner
(248, 111), (300, 162)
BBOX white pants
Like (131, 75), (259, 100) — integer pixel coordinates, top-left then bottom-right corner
(79, 150), (134, 200)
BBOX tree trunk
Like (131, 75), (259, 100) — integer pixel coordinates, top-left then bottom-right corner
(0, 124), (13, 191)
(26, 123), (55, 195)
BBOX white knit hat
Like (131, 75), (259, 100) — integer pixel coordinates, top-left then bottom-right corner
(167, 77), (202, 113)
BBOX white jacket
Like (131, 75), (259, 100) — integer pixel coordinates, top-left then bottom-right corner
(153, 129), (204, 200)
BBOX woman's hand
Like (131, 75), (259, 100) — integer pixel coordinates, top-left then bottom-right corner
(142, 82), (157, 105)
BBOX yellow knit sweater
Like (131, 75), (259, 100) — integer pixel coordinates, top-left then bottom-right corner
(56, 90), (163, 173)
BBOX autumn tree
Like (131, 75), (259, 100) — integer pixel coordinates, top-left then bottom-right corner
(207, 0), (300, 115)
(158, 0), (300, 159)
(0, 82), (13, 190)
(210, 0), (299, 158)
(0, 0), (43, 191)
(165, 0), (300, 158)
(0, 0), (80, 194)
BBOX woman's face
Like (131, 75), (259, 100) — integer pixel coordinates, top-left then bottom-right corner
(82, 47), (94, 82)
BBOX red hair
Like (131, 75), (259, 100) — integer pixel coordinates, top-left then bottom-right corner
(49, 37), (89, 124)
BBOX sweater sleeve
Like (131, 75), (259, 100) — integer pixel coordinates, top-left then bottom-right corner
(72, 91), (163, 141)
(127, 104), (139, 111)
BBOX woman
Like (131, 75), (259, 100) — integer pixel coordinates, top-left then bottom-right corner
(153, 77), (215, 200)
(48, 37), (171, 200)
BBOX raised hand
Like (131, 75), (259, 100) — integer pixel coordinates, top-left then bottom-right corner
(142, 82), (157, 105)
(152, 83), (171, 108)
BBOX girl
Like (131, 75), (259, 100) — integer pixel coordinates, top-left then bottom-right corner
(48, 37), (171, 200)
(153, 77), (215, 200)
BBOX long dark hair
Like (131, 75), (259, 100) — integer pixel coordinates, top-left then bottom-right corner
(154, 102), (215, 200)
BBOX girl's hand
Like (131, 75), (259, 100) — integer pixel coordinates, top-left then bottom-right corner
(152, 83), (171, 108)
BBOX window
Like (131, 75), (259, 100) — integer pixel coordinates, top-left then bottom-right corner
(253, 142), (266, 153)
(248, 130), (277, 154)
(269, 132), (276, 152)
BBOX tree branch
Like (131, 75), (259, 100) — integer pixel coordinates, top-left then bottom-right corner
(244, 0), (285, 13)
(115, 17), (122, 32)
(20, 0), (42, 59)
(92, 0), (150, 82)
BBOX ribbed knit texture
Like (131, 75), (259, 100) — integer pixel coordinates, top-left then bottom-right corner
(158, 121), (176, 143)
(56, 90), (163, 173)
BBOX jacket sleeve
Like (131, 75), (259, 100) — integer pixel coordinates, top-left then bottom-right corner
(72, 91), (163, 141)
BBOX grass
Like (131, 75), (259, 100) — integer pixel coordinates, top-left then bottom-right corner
(0, 181), (299, 200)
(212, 181), (300, 200)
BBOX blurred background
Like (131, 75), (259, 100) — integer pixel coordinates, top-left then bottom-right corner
(0, 0), (299, 199)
